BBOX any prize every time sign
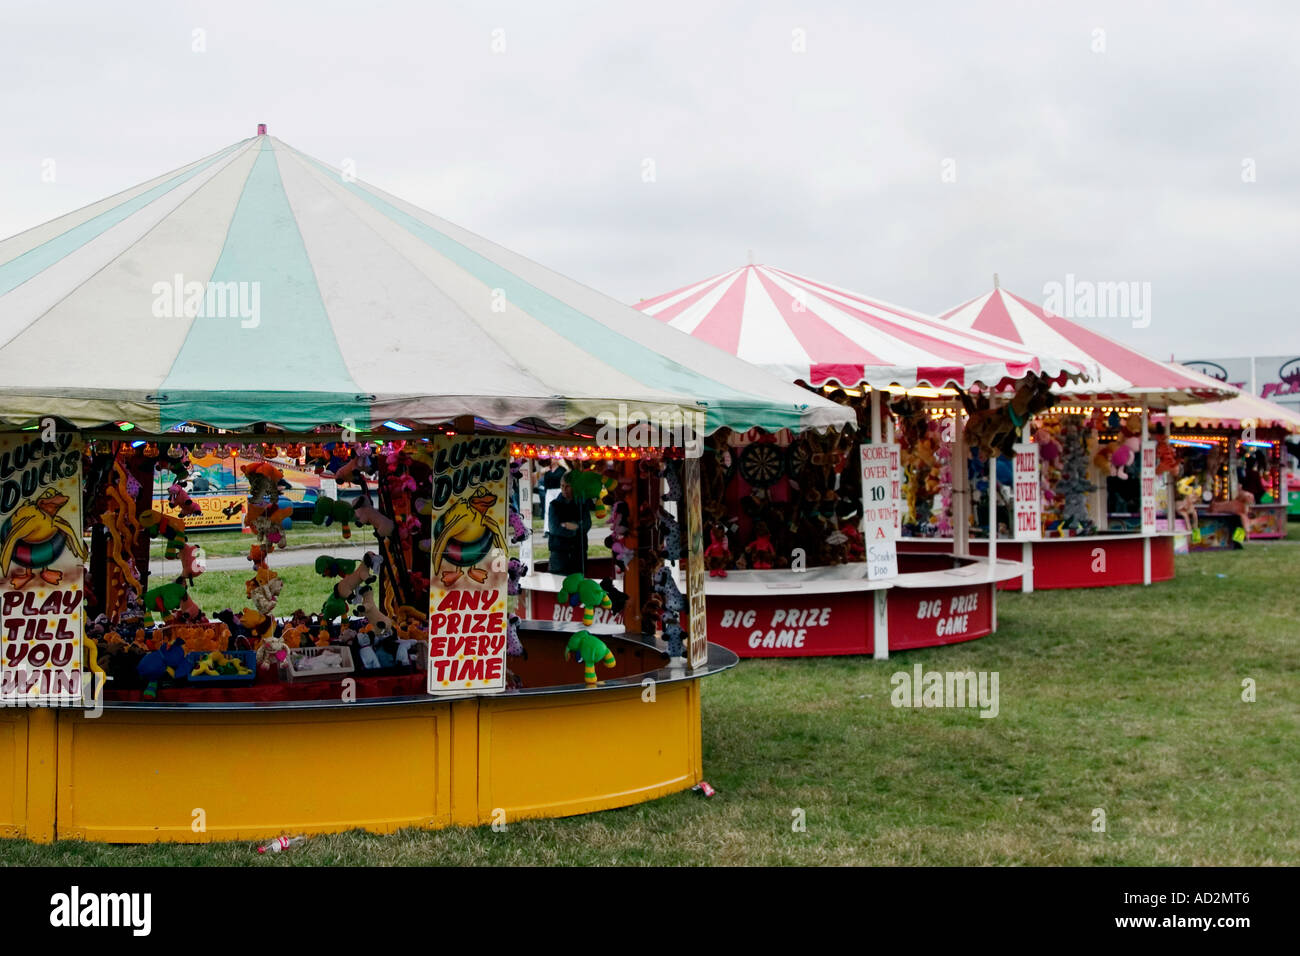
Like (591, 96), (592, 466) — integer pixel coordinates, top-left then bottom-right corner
(425, 436), (511, 695)
(1012, 443), (1041, 540)
(1140, 441), (1158, 535)
(860, 443), (900, 579)
(0, 432), (86, 703)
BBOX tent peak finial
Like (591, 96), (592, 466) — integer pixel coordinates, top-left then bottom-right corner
(747, 249), (754, 266)
(257, 123), (267, 136)
(993, 272), (1000, 289)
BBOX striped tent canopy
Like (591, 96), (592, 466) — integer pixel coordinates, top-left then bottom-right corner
(0, 133), (851, 437)
(1158, 364), (1300, 432)
(634, 264), (1089, 391)
(940, 284), (1234, 406)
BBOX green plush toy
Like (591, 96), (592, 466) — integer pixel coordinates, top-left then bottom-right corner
(140, 509), (189, 560)
(312, 496), (355, 538)
(565, 471), (615, 519)
(557, 573), (612, 627)
(565, 630), (616, 686)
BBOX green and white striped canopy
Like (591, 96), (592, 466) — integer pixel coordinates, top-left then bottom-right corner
(0, 133), (851, 437)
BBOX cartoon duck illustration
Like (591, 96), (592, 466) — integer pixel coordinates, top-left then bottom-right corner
(0, 488), (88, 588)
(430, 485), (507, 587)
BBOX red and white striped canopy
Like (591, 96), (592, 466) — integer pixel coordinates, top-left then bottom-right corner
(940, 285), (1233, 405)
(634, 265), (1089, 391)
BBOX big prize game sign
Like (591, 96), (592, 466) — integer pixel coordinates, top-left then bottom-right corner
(426, 436), (510, 695)
(0, 433), (86, 703)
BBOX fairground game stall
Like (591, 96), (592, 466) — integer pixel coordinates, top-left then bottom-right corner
(0, 131), (852, 843)
(630, 265), (1091, 659)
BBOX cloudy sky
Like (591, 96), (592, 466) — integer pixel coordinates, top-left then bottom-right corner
(1, 0), (1296, 357)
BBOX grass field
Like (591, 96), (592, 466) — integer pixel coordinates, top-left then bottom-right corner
(3, 530), (1296, 866)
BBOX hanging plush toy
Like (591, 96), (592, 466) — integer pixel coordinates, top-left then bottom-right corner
(167, 482), (201, 517)
(661, 618), (686, 659)
(743, 521), (778, 570)
(139, 509), (189, 560)
(178, 543), (206, 586)
(353, 494), (395, 537)
(556, 573), (613, 626)
(704, 525), (731, 577)
(564, 630), (616, 686)
(567, 469), (615, 519)
(507, 556), (527, 596)
(657, 507), (683, 561)
(312, 496), (356, 538)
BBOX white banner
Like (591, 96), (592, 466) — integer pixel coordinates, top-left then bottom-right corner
(861, 443), (899, 579)
(1012, 443), (1041, 540)
(1140, 441), (1158, 535)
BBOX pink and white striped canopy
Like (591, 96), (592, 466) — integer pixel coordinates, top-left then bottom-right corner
(940, 286), (1234, 405)
(634, 265), (1089, 391)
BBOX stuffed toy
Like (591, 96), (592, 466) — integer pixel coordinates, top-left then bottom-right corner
(565, 630), (616, 686)
(253, 622), (288, 673)
(243, 461), (283, 503)
(657, 507), (683, 561)
(704, 525), (731, 577)
(142, 579), (198, 620)
(191, 650), (252, 678)
(660, 460), (683, 502)
(386, 473), (417, 517)
(507, 505), (529, 544)
(139, 509), (188, 560)
(167, 482), (201, 517)
(507, 615), (525, 658)
(566, 470), (615, 519)
(599, 577), (628, 615)
(353, 494), (395, 537)
(245, 568), (283, 617)
(820, 527), (850, 566)
(316, 552), (380, 617)
(178, 543), (206, 586)
(661, 617), (686, 659)
(354, 631), (381, 669)
(641, 592), (665, 635)
(744, 521), (779, 570)
(312, 496), (356, 538)
(958, 374), (1057, 459)
(507, 556), (527, 596)
(556, 573), (613, 626)
(650, 559), (685, 616)
(138, 637), (190, 699)
(354, 585), (394, 637)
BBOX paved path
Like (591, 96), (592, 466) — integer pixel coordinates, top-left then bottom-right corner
(154, 545), (372, 575)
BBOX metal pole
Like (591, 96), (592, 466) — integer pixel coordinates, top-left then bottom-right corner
(1141, 398), (1152, 585)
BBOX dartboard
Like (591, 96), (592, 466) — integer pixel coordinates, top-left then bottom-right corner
(786, 441), (810, 479)
(739, 443), (785, 487)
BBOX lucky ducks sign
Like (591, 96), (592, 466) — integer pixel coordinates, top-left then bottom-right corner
(0, 430), (87, 704)
(425, 436), (510, 694)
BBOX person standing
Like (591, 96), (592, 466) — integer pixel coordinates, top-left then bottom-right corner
(539, 458), (568, 524)
(546, 473), (594, 575)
